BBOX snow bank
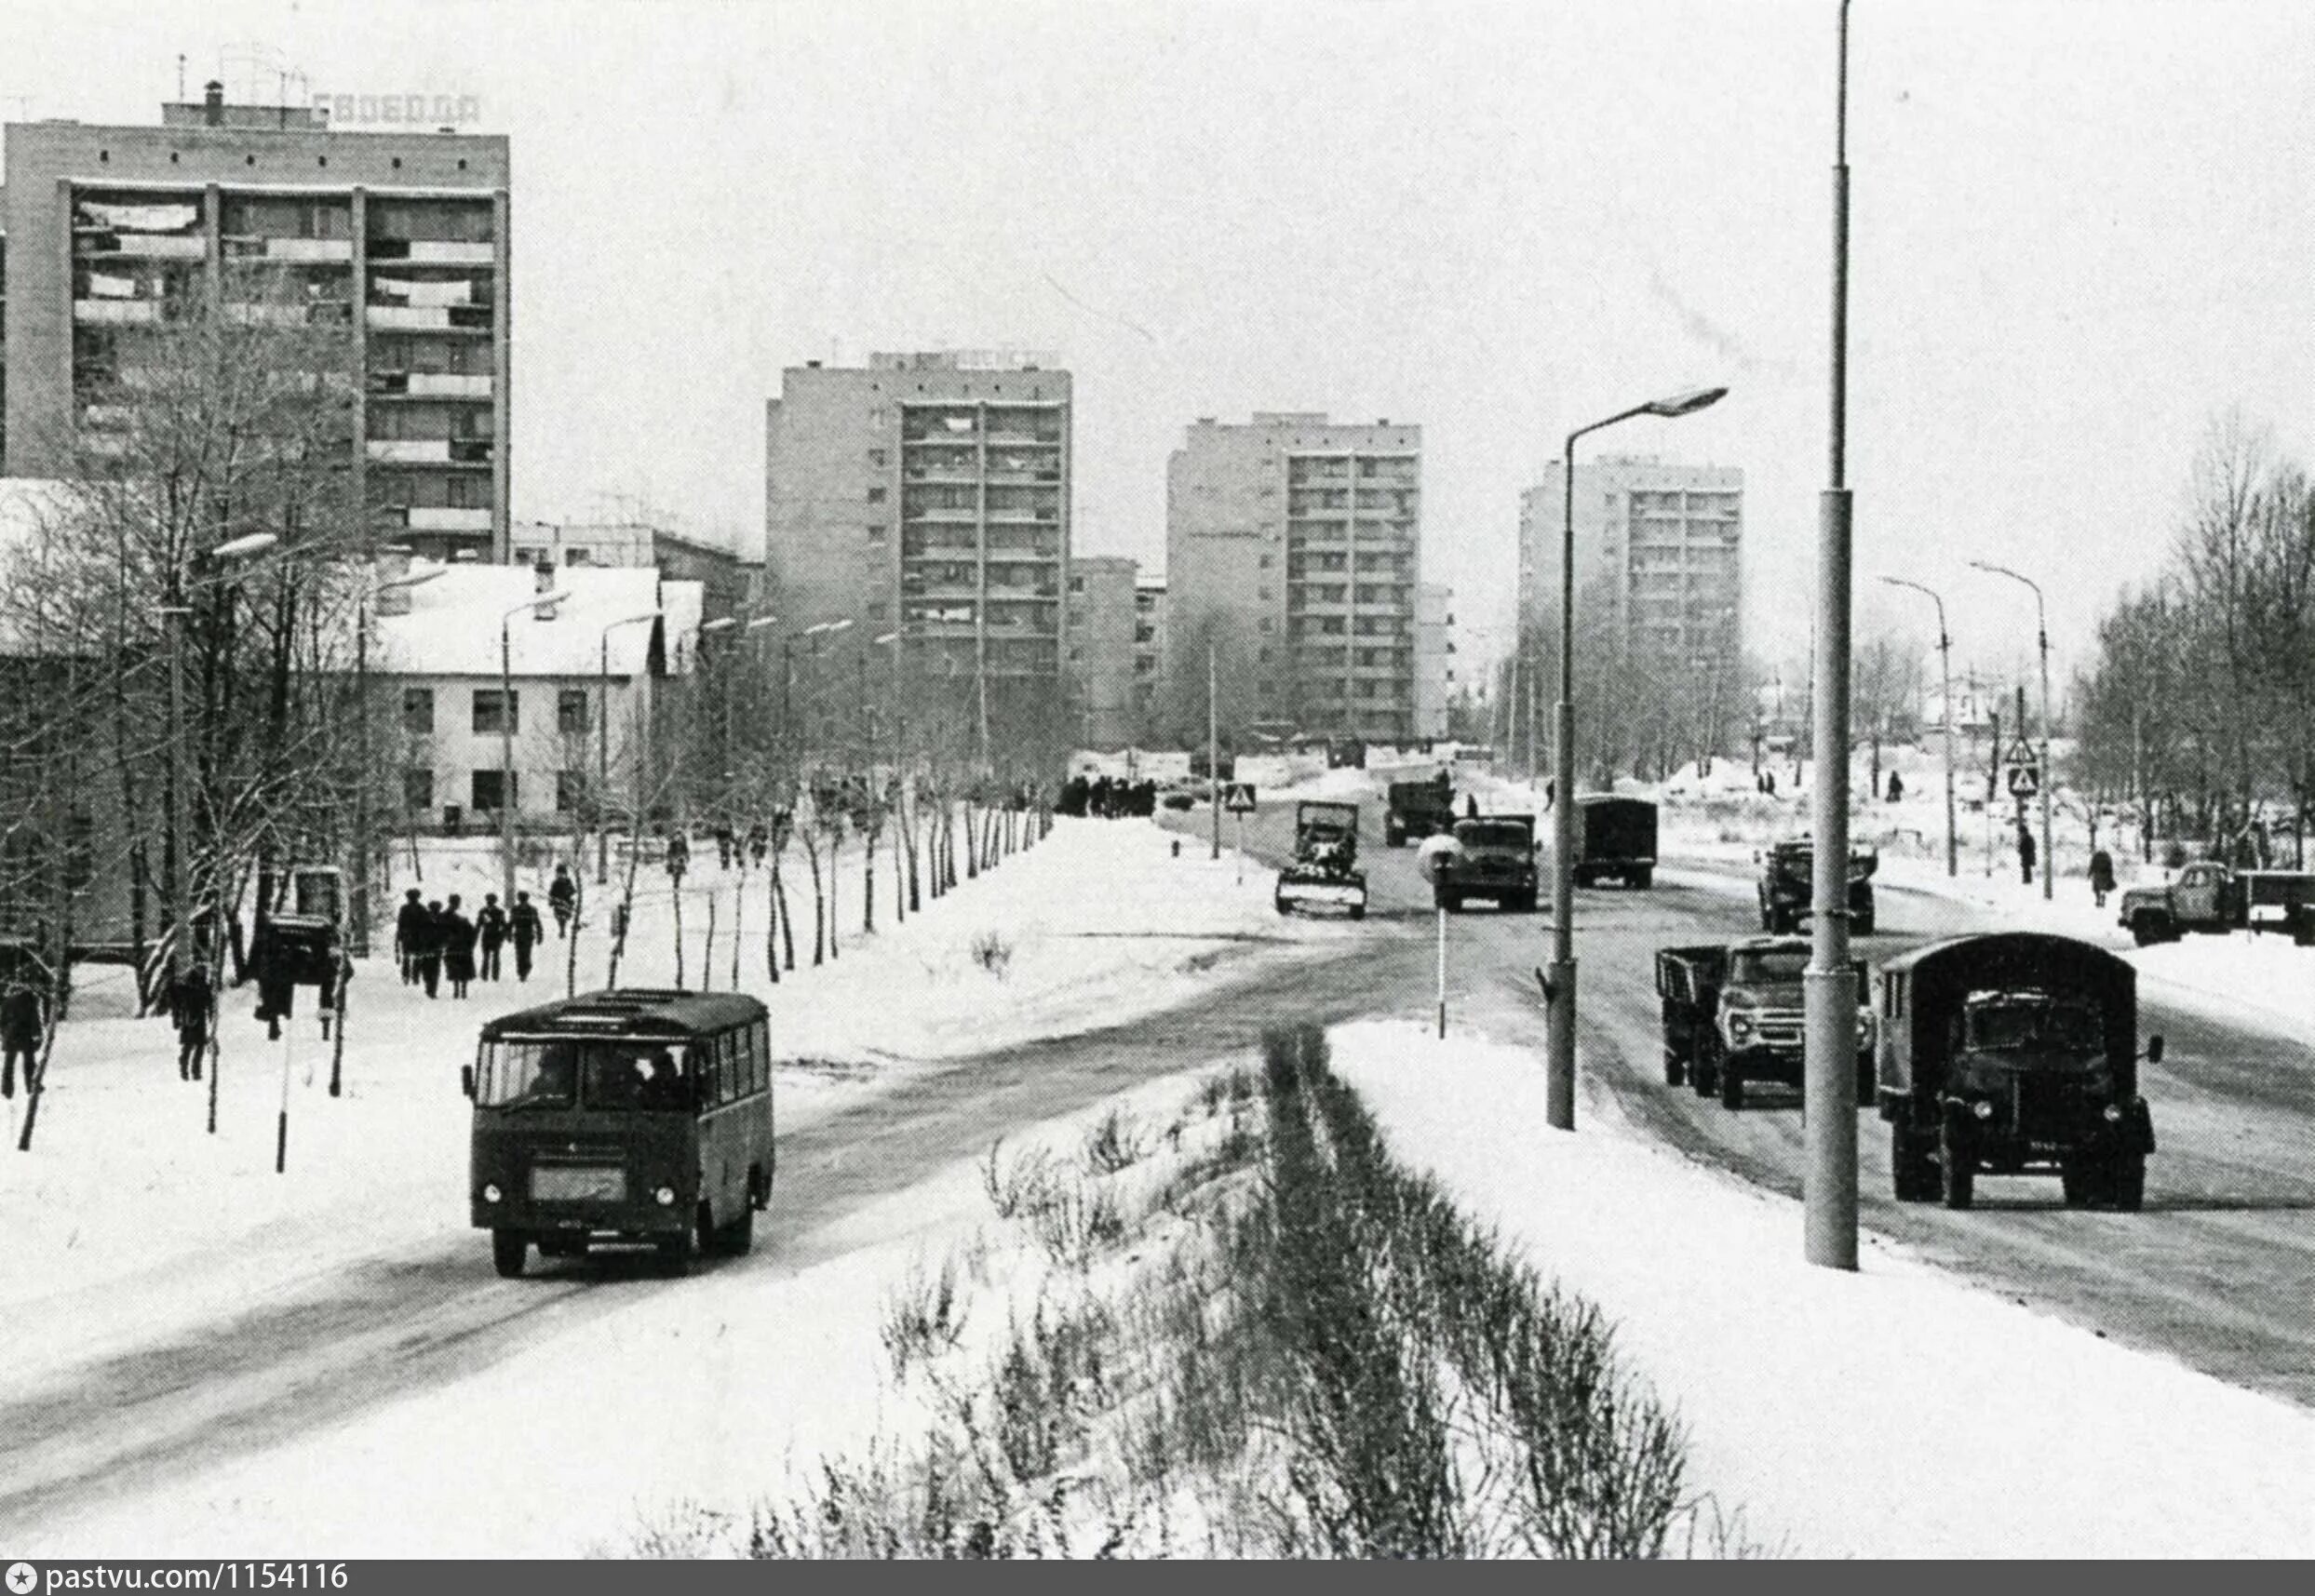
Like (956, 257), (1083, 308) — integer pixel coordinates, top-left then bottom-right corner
(1331, 1020), (2315, 1558)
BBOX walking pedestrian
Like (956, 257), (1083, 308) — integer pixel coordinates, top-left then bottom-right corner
(747, 822), (768, 867)
(415, 898), (446, 998)
(1, 954), (49, 1099)
(2018, 817), (2038, 886)
(477, 893), (508, 981)
(443, 895), (478, 999)
(395, 887), (427, 985)
(510, 892), (543, 983)
(548, 865), (576, 939)
(2090, 847), (2116, 909)
(168, 960), (213, 1082)
(250, 921), (296, 1043)
(1888, 770), (1904, 804)
(715, 824), (735, 870)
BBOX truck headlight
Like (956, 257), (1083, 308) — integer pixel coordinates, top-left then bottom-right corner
(481, 1183), (503, 1203)
(2102, 1104), (2124, 1123)
(1972, 1100), (1995, 1120)
(1855, 1013), (1874, 1047)
(654, 1186), (678, 1206)
(1725, 1012), (1755, 1042)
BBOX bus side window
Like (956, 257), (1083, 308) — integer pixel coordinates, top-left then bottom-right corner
(719, 1033), (738, 1106)
(756, 1021), (772, 1095)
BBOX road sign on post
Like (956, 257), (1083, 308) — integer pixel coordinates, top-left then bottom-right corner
(2007, 764), (2039, 800)
(1223, 783), (1258, 813)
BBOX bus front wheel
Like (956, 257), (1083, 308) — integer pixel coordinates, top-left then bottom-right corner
(491, 1229), (528, 1279)
(656, 1222), (696, 1278)
(716, 1204), (756, 1257)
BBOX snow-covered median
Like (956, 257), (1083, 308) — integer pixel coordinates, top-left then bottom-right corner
(1331, 1019), (2315, 1558)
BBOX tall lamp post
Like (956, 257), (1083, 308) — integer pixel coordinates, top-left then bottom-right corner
(1878, 575), (1957, 877)
(499, 587), (570, 909)
(1545, 384), (1727, 1133)
(802, 620), (854, 762)
(1969, 559), (2053, 900)
(351, 559), (442, 960)
(162, 531), (279, 983)
(1207, 639), (1221, 861)
(1805, 0), (1859, 1271)
(597, 610), (661, 884)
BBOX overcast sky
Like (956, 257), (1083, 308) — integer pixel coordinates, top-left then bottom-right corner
(8, 0), (2313, 687)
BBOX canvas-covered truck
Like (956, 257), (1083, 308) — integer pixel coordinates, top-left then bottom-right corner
(1756, 838), (1878, 935)
(1433, 813), (1538, 912)
(1573, 795), (1658, 888)
(1383, 774), (1457, 846)
(1275, 800), (1368, 919)
(2118, 862), (2315, 946)
(1655, 937), (1874, 1109)
(1876, 932), (2158, 1212)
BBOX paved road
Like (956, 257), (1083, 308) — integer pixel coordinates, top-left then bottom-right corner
(1193, 784), (2315, 1407)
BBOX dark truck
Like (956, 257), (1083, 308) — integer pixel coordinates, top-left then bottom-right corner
(2117, 861), (2315, 946)
(1757, 838), (1878, 935)
(1656, 938), (1874, 1109)
(1383, 774), (1456, 847)
(1275, 800), (1368, 919)
(1433, 813), (1538, 913)
(1573, 795), (1658, 889)
(1876, 932), (2158, 1212)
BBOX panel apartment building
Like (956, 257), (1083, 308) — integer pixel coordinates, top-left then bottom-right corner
(1067, 555), (1137, 751)
(763, 352), (1072, 760)
(1, 85), (510, 560)
(1164, 414), (1421, 745)
(1516, 456), (1743, 674)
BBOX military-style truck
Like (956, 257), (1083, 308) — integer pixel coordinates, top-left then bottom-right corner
(2117, 861), (2315, 946)
(1433, 813), (1538, 912)
(1875, 932), (2158, 1211)
(1383, 774), (1457, 847)
(1756, 838), (1878, 935)
(1572, 795), (1658, 889)
(1655, 937), (1874, 1109)
(1275, 800), (1368, 919)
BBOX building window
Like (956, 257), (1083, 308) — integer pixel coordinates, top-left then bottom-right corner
(402, 768), (434, 811)
(472, 689), (518, 735)
(867, 599), (888, 621)
(558, 688), (590, 735)
(565, 548), (592, 566)
(401, 688), (435, 734)
(556, 770), (585, 813)
(867, 523), (886, 542)
(1069, 576), (1085, 594)
(868, 486), (887, 503)
(471, 770), (517, 812)
(1259, 554), (1272, 568)
(868, 449), (887, 467)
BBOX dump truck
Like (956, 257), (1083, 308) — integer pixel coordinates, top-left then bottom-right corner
(2117, 861), (2315, 946)
(1655, 937), (1874, 1109)
(1433, 813), (1537, 912)
(1383, 774), (1457, 847)
(1876, 932), (2158, 1211)
(1275, 800), (1367, 919)
(1757, 838), (1878, 935)
(1572, 795), (1658, 889)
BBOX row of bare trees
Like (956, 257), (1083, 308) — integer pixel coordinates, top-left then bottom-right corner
(2073, 415), (2315, 864)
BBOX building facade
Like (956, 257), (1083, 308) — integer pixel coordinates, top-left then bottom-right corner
(510, 520), (760, 623)
(1066, 556), (1137, 751)
(763, 351), (1072, 764)
(1414, 583), (1454, 741)
(1164, 414), (1421, 745)
(1, 85), (510, 561)
(1133, 576), (1166, 743)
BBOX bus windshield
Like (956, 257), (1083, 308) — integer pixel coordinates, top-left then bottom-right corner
(478, 1039), (694, 1111)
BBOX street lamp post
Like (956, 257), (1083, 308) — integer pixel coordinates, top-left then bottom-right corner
(500, 588), (570, 910)
(1546, 385), (1727, 1133)
(597, 611), (661, 884)
(351, 560), (442, 963)
(1207, 640), (1220, 861)
(1878, 576), (1958, 877)
(1969, 560), (2053, 900)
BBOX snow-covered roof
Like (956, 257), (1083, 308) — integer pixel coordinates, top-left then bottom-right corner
(370, 562), (706, 678)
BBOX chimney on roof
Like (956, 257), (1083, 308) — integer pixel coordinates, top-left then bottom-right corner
(532, 557), (562, 623)
(203, 81), (224, 126)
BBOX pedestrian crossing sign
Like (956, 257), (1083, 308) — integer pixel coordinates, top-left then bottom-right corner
(1224, 783), (1258, 813)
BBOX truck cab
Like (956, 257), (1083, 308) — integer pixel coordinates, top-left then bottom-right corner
(1757, 838), (1878, 936)
(1434, 814), (1537, 913)
(2115, 861), (2315, 946)
(1655, 938), (1873, 1109)
(1383, 774), (1456, 847)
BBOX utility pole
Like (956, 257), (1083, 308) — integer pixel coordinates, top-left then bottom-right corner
(1805, 0), (1861, 1271)
(1208, 639), (1220, 861)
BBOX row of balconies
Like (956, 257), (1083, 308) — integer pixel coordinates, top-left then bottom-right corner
(366, 438), (493, 465)
(369, 371), (493, 399)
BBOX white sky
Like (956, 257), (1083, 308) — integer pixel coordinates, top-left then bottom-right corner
(7, 0), (2313, 686)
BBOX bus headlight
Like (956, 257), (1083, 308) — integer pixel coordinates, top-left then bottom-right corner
(654, 1186), (678, 1206)
(481, 1183), (503, 1203)
(1972, 1100), (1995, 1120)
(2102, 1104), (2124, 1123)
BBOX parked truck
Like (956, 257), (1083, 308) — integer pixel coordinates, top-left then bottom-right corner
(1572, 795), (1658, 889)
(1383, 774), (1457, 847)
(1655, 937), (1874, 1109)
(1756, 838), (1878, 935)
(2117, 861), (2315, 946)
(1433, 813), (1538, 913)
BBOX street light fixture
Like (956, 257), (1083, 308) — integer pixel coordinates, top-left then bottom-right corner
(1968, 559), (2053, 901)
(598, 610), (662, 883)
(1878, 575), (1958, 878)
(349, 560), (443, 965)
(497, 588), (570, 907)
(1544, 382), (1728, 1133)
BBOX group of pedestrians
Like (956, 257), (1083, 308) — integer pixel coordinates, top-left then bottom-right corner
(395, 886), (546, 997)
(1057, 776), (1155, 819)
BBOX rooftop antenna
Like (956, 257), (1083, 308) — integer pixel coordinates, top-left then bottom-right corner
(177, 54), (186, 101)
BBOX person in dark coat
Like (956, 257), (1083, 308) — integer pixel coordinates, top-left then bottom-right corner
(414, 899), (445, 999)
(476, 893), (508, 981)
(547, 865), (577, 938)
(395, 888), (427, 985)
(250, 924), (296, 1042)
(2018, 818), (2039, 886)
(509, 892), (544, 982)
(442, 895), (478, 999)
(168, 961), (213, 1082)
(1, 958), (48, 1099)
(1888, 770), (1904, 804)
(747, 823), (769, 866)
(2089, 847), (2117, 908)
(715, 825), (736, 870)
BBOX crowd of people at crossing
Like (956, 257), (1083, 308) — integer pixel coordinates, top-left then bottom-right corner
(394, 881), (551, 998)
(1056, 774), (1157, 819)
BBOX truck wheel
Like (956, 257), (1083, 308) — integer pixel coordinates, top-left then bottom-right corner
(1855, 1062), (1876, 1105)
(491, 1229), (528, 1279)
(1691, 1042), (1719, 1097)
(1384, 826), (1404, 848)
(1663, 1048), (1687, 1089)
(1758, 902), (1772, 932)
(1347, 903), (1366, 921)
(1854, 910), (1876, 936)
(1939, 1120), (1975, 1210)
(1891, 1123), (1936, 1202)
(2060, 1159), (2098, 1208)
(1719, 1062), (1744, 1111)
(1631, 867), (1653, 890)
(2130, 916), (2163, 947)
(2108, 1151), (2147, 1213)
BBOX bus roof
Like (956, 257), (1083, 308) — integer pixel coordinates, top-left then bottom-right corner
(478, 987), (768, 1040)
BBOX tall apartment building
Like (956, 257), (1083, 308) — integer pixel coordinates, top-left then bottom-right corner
(763, 351), (1072, 759)
(1517, 456), (1743, 673)
(1, 85), (510, 560)
(1067, 556), (1137, 751)
(1414, 583), (1455, 741)
(1164, 414), (1421, 745)
(1132, 576), (1166, 743)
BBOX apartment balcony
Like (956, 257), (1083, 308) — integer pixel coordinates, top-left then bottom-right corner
(256, 237), (356, 263)
(77, 232), (207, 261)
(369, 239), (495, 265)
(226, 301), (352, 328)
(368, 438), (494, 466)
(367, 303), (494, 333)
(390, 372), (494, 399)
(406, 506), (495, 533)
(904, 505), (978, 525)
(74, 299), (160, 326)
